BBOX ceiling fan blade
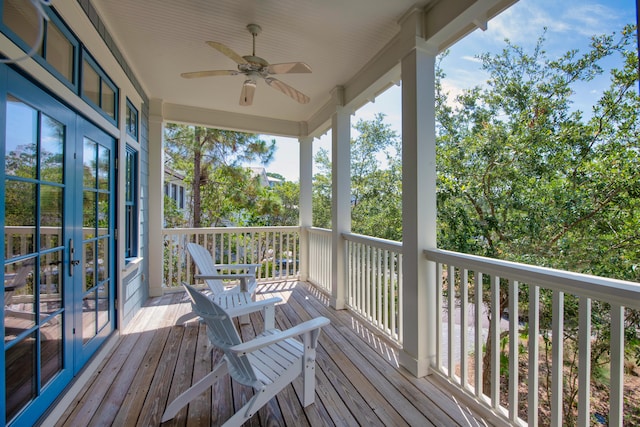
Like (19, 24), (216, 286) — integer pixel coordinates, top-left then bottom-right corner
(265, 77), (310, 104)
(239, 80), (256, 106)
(267, 62), (312, 74)
(181, 70), (239, 79)
(206, 41), (248, 64)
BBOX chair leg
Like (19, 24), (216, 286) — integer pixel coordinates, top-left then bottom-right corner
(301, 351), (318, 407)
(222, 372), (296, 427)
(302, 332), (319, 407)
(161, 360), (229, 422)
(263, 304), (275, 330)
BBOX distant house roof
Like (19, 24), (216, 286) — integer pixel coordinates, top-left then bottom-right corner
(267, 176), (282, 186)
(164, 165), (185, 181)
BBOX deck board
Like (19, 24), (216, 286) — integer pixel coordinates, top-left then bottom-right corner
(50, 282), (491, 427)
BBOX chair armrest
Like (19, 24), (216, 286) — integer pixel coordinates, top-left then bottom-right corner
(195, 273), (255, 281)
(230, 316), (330, 355)
(215, 264), (259, 277)
(224, 297), (282, 318)
(215, 263), (261, 270)
(195, 273), (255, 292)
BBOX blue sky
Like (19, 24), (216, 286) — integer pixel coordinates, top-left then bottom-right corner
(253, 0), (637, 182)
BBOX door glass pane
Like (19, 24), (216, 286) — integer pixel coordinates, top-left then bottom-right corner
(3, 0), (39, 47)
(40, 314), (63, 387)
(101, 81), (115, 119)
(82, 290), (97, 343)
(97, 283), (109, 331)
(97, 192), (109, 236)
(5, 332), (37, 422)
(83, 139), (97, 188)
(82, 191), (96, 240)
(82, 60), (100, 106)
(97, 238), (108, 283)
(39, 251), (62, 314)
(5, 95), (37, 179)
(40, 185), (62, 250)
(97, 145), (109, 190)
(5, 181), (36, 257)
(4, 258), (36, 334)
(45, 22), (74, 83)
(83, 242), (95, 292)
(40, 114), (64, 184)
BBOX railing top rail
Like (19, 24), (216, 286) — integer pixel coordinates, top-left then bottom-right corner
(343, 232), (402, 253)
(162, 226), (300, 236)
(425, 248), (640, 310)
(307, 227), (332, 234)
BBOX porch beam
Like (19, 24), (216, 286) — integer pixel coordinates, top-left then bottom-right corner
(330, 87), (351, 310)
(398, 10), (437, 378)
(298, 136), (314, 281)
(148, 98), (165, 297)
(162, 102), (304, 138)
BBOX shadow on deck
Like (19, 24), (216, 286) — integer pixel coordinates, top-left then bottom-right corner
(51, 281), (490, 426)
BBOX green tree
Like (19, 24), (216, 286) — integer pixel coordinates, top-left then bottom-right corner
(312, 114), (402, 240)
(164, 124), (276, 227)
(267, 180), (300, 226)
(436, 25), (639, 422)
(312, 147), (332, 229)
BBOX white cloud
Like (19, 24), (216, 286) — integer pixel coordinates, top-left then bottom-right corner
(461, 55), (482, 63)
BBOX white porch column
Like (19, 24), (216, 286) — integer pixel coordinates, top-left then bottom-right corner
(298, 136), (313, 281)
(148, 99), (165, 297)
(399, 41), (437, 376)
(331, 87), (351, 310)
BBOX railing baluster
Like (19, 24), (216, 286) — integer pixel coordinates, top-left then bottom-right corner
(551, 290), (564, 427)
(528, 285), (539, 427)
(376, 248), (382, 330)
(436, 262), (443, 369)
(397, 253), (402, 344)
(278, 231), (284, 279)
(474, 272), (483, 399)
(490, 275), (500, 410)
(460, 268), (469, 388)
(383, 249), (389, 334)
(448, 264), (455, 379)
(359, 242), (364, 315)
(508, 279), (519, 424)
(167, 236), (174, 287)
(609, 303), (624, 427)
(577, 296), (591, 427)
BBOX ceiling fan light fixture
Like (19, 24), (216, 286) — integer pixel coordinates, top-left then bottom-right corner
(243, 79), (257, 88)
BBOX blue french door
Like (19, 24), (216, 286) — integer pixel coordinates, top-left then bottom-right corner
(1, 67), (116, 426)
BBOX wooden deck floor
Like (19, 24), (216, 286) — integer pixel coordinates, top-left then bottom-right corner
(51, 281), (490, 427)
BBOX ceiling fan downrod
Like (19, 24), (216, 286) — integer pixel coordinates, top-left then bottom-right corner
(246, 24), (261, 57)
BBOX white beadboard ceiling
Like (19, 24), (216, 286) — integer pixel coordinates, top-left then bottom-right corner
(91, 0), (515, 136)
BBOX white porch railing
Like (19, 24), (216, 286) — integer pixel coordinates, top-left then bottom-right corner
(161, 226), (300, 288)
(425, 248), (640, 427)
(344, 232), (403, 344)
(307, 227), (332, 293)
(159, 225), (639, 425)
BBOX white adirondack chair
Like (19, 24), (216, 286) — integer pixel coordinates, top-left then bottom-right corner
(187, 242), (273, 325)
(162, 283), (330, 424)
(187, 242), (260, 296)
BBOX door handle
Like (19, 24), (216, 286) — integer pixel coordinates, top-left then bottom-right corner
(69, 239), (80, 276)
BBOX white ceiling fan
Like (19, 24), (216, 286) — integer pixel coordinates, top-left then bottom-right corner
(181, 24), (312, 106)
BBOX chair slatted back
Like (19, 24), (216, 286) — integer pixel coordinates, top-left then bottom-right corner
(186, 243), (225, 294)
(183, 283), (260, 388)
